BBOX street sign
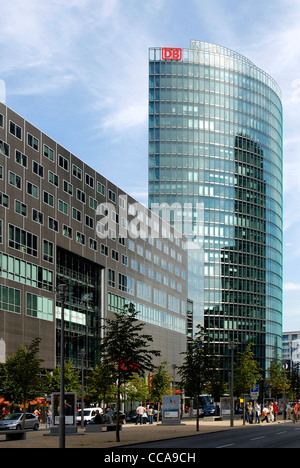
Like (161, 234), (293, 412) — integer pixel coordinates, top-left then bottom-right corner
(250, 384), (259, 397)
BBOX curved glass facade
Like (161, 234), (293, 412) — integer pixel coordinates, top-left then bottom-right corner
(148, 41), (283, 374)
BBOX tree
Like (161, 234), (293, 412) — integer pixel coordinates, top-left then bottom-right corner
(45, 361), (81, 394)
(234, 343), (262, 425)
(99, 302), (161, 442)
(87, 363), (116, 409)
(151, 362), (172, 422)
(126, 373), (150, 409)
(4, 338), (44, 429)
(266, 360), (291, 400)
(178, 325), (218, 431)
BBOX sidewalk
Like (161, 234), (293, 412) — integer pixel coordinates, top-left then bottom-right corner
(0, 416), (260, 449)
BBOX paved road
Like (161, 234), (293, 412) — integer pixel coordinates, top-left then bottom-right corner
(126, 422), (300, 448)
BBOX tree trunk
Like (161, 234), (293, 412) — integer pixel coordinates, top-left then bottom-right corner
(116, 375), (121, 442)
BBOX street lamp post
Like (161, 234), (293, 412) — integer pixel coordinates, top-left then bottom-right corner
(80, 348), (85, 430)
(229, 341), (237, 427)
(57, 284), (68, 449)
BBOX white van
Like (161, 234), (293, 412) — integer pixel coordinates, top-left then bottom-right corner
(76, 407), (103, 425)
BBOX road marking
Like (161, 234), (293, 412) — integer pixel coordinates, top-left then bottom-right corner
(217, 443), (235, 448)
(250, 436), (265, 441)
(276, 431), (287, 435)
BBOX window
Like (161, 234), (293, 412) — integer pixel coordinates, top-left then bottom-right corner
(0, 192), (9, 208)
(89, 196), (97, 210)
(76, 188), (86, 203)
(43, 191), (54, 207)
(89, 238), (97, 251)
(112, 249), (119, 261)
(48, 217), (58, 232)
(32, 209), (43, 224)
(27, 182), (39, 199)
(85, 173), (94, 188)
(15, 150), (27, 167)
(108, 269), (115, 287)
(97, 181), (105, 196)
(63, 224), (72, 239)
(33, 161), (44, 177)
(9, 121), (22, 139)
(76, 231), (85, 245)
(9, 171), (22, 189)
(43, 240), (53, 263)
(72, 164), (82, 180)
(15, 200), (27, 216)
(108, 189), (116, 202)
(72, 207), (81, 222)
(85, 214), (94, 229)
(49, 171), (59, 187)
(0, 140), (9, 156)
(26, 293), (53, 321)
(58, 200), (68, 215)
(63, 180), (73, 195)
(101, 244), (108, 256)
(9, 225), (38, 257)
(0, 286), (21, 314)
(27, 133), (39, 150)
(59, 155), (69, 171)
(118, 274), (134, 295)
(43, 144), (54, 161)
(0, 220), (2, 243)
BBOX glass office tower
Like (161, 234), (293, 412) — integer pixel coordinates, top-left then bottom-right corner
(148, 41), (283, 375)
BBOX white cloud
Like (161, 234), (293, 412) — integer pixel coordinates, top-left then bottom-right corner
(284, 282), (300, 291)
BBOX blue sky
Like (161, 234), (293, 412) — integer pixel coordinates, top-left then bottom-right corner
(1, 0), (300, 331)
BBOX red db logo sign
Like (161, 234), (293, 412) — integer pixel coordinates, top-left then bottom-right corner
(162, 47), (182, 61)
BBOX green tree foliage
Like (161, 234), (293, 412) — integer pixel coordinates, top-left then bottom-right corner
(266, 360), (291, 399)
(3, 338), (44, 428)
(233, 343), (262, 424)
(151, 362), (172, 422)
(99, 302), (161, 442)
(45, 361), (81, 394)
(178, 325), (220, 431)
(87, 363), (116, 409)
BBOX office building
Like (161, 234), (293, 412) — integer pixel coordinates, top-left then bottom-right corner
(0, 101), (188, 372)
(283, 332), (300, 367)
(148, 41), (283, 375)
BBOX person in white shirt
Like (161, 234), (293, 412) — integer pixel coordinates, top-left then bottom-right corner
(135, 404), (146, 425)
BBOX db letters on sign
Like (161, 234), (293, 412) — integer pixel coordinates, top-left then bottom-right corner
(162, 47), (182, 60)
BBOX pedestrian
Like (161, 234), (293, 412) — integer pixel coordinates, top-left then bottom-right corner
(46, 409), (52, 428)
(248, 402), (254, 424)
(269, 402), (274, 422)
(148, 405), (154, 424)
(245, 403), (249, 423)
(261, 405), (269, 423)
(136, 403), (146, 425)
(273, 401), (278, 422)
(286, 402), (291, 419)
(255, 401), (261, 424)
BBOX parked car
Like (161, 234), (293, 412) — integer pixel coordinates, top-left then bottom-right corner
(76, 408), (103, 426)
(0, 413), (39, 431)
(200, 405), (217, 417)
(126, 410), (139, 424)
(105, 410), (126, 424)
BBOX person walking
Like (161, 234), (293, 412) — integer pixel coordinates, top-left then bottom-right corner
(46, 409), (52, 428)
(148, 405), (154, 424)
(255, 402), (261, 424)
(273, 401), (278, 422)
(261, 405), (269, 423)
(248, 402), (254, 424)
(135, 403), (146, 425)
